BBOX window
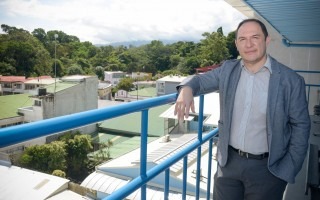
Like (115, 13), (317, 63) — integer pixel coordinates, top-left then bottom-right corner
(15, 84), (22, 89)
(34, 100), (41, 107)
(158, 82), (165, 93)
(25, 85), (36, 90)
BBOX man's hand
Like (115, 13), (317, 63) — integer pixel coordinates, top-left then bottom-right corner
(174, 86), (195, 121)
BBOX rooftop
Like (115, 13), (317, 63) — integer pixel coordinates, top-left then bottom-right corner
(129, 87), (157, 97)
(0, 164), (70, 200)
(0, 94), (33, 119)
(99, 104), (171, 137)
(44, 82), (78, 93)
(157, 75), (187, 83)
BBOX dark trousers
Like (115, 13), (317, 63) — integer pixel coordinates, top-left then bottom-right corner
(213, 147), (287, 200)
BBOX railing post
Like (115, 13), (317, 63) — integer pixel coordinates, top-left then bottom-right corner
(140, 109), (148, 200)
(207, 138), (213, 200)
(165, 169), (170, 200)
(196, 95), (204, 199)
(183, 156), (188, 200)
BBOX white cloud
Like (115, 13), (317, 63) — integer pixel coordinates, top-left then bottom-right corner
(0, 0), (246, 44)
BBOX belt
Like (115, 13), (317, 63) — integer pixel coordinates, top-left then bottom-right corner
(229, 146), (269, 160)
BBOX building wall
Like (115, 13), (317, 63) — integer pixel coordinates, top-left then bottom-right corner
(42, 76), (98, 133)
(104, 71), (126, 86)
(18, 104), (43, 122)
(165, 82), (180, 95)
(258, 16), (320, 113)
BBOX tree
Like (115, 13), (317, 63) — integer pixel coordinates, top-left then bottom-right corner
(32, 28), (48, 45)
(88, 139), (113, 170)
(0, 62), (16, 75)
(64, 134), (93, 180)
(116, 77), (134, 91)
(19, 141), (67, 173)
(66, 65), (84, 75)
(95, 66), (105, 80)
(145, 40), (172, 72)
(226, 31), (239, 59)
(199, 30), (229, 65)
(52, 169), (66, 178)
(0, 24), (52, 77)
(51, 59), (65, 77)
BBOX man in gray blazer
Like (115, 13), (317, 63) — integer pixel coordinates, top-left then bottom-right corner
(174, 19), (310, 200)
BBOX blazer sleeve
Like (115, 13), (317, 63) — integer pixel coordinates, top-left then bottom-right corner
(287, 76), (311, 174)
(177, 63), (224, 96)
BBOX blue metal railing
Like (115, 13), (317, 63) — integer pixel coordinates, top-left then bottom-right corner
(0, 93), (219, 199)
(295, 70), (320, 106)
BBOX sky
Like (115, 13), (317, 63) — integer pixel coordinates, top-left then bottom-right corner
(0, 0), (246, 45)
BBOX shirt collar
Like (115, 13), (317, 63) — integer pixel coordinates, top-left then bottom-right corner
(240, 55), (272, 74)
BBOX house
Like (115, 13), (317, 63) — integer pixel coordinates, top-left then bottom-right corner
(104, 71), (126, 86)
(131, 72), (151, 80)
(156, 75), (187, 96)
(98, 82), (112, 100)
(0, 76), (54, 95)
(24, 77), (56, 95)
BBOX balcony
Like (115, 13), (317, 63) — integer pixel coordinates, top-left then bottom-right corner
(0, 87), (319, 199)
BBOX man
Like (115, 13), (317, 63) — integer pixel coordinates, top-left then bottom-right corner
(174, 19), (310, 200)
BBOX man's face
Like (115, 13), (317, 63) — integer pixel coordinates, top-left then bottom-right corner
(235, 21), (270, 67)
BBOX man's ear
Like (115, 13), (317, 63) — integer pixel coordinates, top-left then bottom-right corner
(266, 36), (271, 45)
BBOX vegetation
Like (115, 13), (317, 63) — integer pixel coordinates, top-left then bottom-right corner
(18, 131), (113, 183)
(0, 24), (238, 79)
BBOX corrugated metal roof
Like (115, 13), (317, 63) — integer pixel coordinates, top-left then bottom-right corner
(145, 134), (209, 174)
(83, 135), (215, 199)
(81, 171), (206, 200)
(242, 0), (320, 43)
(0, 165), (70, 200)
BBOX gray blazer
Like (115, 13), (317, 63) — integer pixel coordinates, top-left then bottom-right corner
(179, 56), (310, 183)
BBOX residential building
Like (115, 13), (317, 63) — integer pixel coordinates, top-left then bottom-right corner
(24, 77), (56, 95)
(0, 76), (54, 95)
(156, 75), (187, 96)
(98, 82), (112, 100)
(104, 71), (126, 86)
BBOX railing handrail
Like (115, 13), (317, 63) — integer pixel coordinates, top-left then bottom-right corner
(295, 70), (320, 74)
(0, 93), (177, 148)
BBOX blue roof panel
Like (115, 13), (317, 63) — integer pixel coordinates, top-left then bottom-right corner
(244, 0), (320, 43)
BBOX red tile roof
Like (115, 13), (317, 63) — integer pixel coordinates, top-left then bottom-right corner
(0, 76), (53, 83)
(195, 63), (221, 73)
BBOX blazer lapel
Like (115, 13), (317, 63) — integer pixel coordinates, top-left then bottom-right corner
(224, 61), (242, 132)
(267, 59), (281, 136)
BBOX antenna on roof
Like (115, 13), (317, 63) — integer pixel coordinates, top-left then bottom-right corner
(54, 33), (58, 94)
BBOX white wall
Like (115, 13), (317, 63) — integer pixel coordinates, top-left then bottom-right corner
(42, 76), (98, 133)
(260, 16), (320, 113)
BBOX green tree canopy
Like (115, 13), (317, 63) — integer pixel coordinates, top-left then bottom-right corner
(116, 77), (134, 91)
(199, 29), (229, 66)
(19, 141), (67, 173)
